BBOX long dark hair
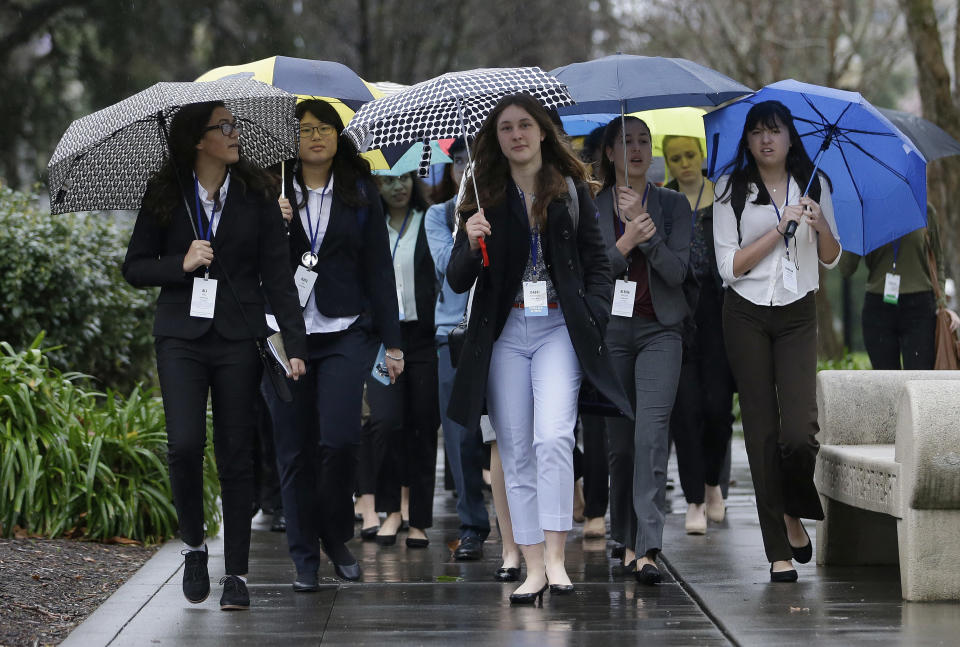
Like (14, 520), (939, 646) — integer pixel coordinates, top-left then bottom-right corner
(459, 93), (592, 229)
(717, 100), (831, 206)
(290, 98), (371, 209)
(598, 115), (650, 191)
(142, 101), (272, 225)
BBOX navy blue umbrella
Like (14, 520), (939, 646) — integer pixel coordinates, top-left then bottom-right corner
(703, 79), (927, 255)
(550, 54), (751, 184)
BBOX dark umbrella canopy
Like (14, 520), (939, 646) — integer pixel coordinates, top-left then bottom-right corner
(48, 75), (298, 214)
(878, 107), (960, 161)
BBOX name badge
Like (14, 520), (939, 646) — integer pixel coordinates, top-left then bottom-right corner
(611, 279), (636, 317)
(883, 273), (901, 305)
(523, 280), (548, 316)
(782, 257), (798, 295)
(190, 277), (217, 318)
(294, 265), (318, 307)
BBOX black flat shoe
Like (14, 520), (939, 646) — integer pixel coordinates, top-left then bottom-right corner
(494, 567), (520, 582)
(293, 572), (319, 592)
(549, 583), (575, 595)
(509, 583), (548, 605)
(453, 536), (484, 561)
(611, 543), (626, 560)
(360, 525), (380, 541)
(635, 563), (662, 585)
(406, 536), (429, 548)
(375, 532), (397, 546)
(333, 561), (362, 582)
(270, 514), (286, 533)
(770, 564), (798, 582)
(790, 523), (813, 564)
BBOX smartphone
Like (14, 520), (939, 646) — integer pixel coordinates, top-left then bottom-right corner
(370, 343), (392, 385)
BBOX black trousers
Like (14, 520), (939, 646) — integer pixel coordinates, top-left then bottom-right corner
(579, 414), (609, 519)
(360, 322), (439, 529)
(671, 282), (736, 504)
(253, 390), (282, 514)
(723, 289), (824, 563)
(155, 330), (260, 576)
(266, 324), (376, 577)
(862, 290), (937, 370)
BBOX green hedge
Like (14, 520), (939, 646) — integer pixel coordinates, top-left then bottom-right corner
(0, 335), (221, 543)
(0, 185), (155, 392)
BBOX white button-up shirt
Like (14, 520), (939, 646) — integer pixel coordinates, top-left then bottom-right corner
(194, 171), (229, 236)
(386, 209), (422, 322)
(713, 174), (841, 306)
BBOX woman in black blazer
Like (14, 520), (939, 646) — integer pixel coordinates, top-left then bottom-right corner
(447, 94), (630, 604)
(358, 171), (439, 548)
(272, 99), (403, 588)
(123, 101), (307, 611)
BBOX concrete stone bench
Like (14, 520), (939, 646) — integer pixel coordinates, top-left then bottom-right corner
(814, 370), (960, 601)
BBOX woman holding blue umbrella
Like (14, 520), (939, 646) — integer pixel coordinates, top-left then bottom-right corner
(713, 100), (841, 582)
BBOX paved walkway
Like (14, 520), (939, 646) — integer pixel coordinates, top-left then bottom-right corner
(63, 437), (959, 646)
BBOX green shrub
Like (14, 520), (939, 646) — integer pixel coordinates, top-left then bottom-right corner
(0, 335), (221, 543)
(0, 185), (156, 392)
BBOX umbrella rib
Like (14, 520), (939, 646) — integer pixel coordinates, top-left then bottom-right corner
(833, 131), (910, 183)
(835, 143), (867, 250)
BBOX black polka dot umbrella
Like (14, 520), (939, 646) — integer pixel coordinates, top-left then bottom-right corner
(47, 74), (298, 215)
(342, 67), (574, 178)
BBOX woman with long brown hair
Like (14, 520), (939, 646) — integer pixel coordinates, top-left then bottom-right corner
(446, 94), (629, 604)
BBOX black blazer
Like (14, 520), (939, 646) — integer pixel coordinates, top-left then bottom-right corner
(284, 173), (402, 350)
(445, 180), (633, 430)
(595, 185), (691, 326)
(123, 172), (307, 361)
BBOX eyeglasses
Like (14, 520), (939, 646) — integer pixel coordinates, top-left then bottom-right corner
(204, 121), (242, 136)
(299, 124), (337, 139)
(376, 175), (412, 187)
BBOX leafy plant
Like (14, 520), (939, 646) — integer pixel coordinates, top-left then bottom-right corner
(0, 335), (221, 543)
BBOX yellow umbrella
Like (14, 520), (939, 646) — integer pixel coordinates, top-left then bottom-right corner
(196, 56), (390, 170)
(630, 106), (707, 157)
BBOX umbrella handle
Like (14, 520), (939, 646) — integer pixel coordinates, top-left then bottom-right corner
(281, 161), (285, 199)
(478, 237), (489, 267)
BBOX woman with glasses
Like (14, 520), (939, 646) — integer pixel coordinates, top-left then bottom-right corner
(124, 101), (307, 610)
(270, 99), (402, 589)
(357, 170), (439, 548)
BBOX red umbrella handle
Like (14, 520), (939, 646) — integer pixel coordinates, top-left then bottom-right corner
(478, 237), (489, 267)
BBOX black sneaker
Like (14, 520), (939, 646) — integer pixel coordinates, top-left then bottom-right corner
(219, 575), (250, 610)
(181, 549), (209, 603)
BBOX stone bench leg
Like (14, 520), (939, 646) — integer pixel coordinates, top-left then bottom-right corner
(897, 509), (960, 601)
(816, 495), (898, 566)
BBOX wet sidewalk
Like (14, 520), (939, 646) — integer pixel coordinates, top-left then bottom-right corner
(62, 437), (959, 646)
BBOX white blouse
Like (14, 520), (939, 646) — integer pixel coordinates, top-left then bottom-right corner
(713, 174), (841, 306)
(386, 209), (423, 322)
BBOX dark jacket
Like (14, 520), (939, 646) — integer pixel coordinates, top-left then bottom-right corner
(387, 208), (438, 336)
(283, 173), (402, 350)
(445, 180), (633, 429)
(595, 184), (691, 327)
(123, 172), (307, 361)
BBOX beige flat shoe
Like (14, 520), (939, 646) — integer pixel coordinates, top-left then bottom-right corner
(705, 485), (726, 523)
(583, 516), (606, 538)
(685, 503), (707, 535)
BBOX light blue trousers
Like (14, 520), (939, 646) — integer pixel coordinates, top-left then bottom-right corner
(486, 307), (582, 545)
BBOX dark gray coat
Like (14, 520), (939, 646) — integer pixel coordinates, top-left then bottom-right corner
(595, 185), (691, 326)
(445, 180), (634, 430)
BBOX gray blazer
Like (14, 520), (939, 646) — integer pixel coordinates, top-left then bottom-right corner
(595, 185), (692, 327)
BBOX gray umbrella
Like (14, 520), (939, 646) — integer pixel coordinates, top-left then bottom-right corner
(877, 107), (960, 161)
(47, 74), (298, 215)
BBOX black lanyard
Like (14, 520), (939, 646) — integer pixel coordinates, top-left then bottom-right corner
(690, 180), (704, 228)
(767, 176), (791, 254)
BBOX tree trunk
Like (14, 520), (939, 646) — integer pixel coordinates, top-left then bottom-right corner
(817, 266), (844, 359)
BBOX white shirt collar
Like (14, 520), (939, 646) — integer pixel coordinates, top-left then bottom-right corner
(295, 173), (335, 200)
(195, 170), (230, 205)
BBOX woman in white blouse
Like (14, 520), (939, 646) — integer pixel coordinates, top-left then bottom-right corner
(713, 100), (841, 583)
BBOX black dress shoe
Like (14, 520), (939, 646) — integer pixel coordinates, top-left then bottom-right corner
(770, 564), (798, 582)
(181, 548), (210, 603)
(635, 563), (662, 585)
(333, 561), (362, 581)
(293, 572), (319, 592)
(453, 537), (484, 561)
(375, 532), (397, 546)
(406, 536), (429, 548)
(360, 525), (380, 541)
(270, 514), (286, 533)
(549, 583), (575, 595)
(494, 567), (520, 582)
(611, 543), (626, 560)
(509, 583), (548, 605)
(790, 523), (813, 564)
(219, 575), (250, 610)
(400, 520), (410, 532)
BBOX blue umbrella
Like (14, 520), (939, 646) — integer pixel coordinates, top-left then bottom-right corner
(551, 54), (751, 184)
(703, 79), (928, 255)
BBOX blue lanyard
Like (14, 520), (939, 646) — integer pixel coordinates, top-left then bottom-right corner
(768, 176), (790, 252)
(892, 239), (901, 271)
(390, 207), (412, 260)
(518, 187), (540, 266)
(194, 176), (223, 242)
(614, 182), (650, 238)
(303, 175), (332, 256)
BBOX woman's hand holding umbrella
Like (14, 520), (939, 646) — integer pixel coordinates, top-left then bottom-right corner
(182, 240), (214, 272)
(465, 209), (491, 252)
(277, 197), (294, 222)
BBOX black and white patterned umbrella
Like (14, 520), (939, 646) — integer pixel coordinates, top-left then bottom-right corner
(47, 74), (298, 214)
(343, 67), (574, 175)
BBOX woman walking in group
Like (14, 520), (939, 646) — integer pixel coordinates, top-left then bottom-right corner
(359, 170), (439, 549)
(595, 116), (691, 584)
(446, 93), (629, 604)
(123, 101), (307, 610)
(662, 135), (735, 534)
(713, 100), (841, 582)
(274, 99), (402, 589)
